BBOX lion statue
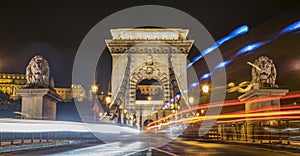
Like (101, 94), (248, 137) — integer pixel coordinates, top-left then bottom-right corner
(25, 55), (50, 88)
(251, 56), (278, 89)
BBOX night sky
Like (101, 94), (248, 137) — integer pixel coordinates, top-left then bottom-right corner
(1, 0), (300, 98)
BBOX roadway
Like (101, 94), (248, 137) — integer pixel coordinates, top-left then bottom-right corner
(4, 139), (300, 156)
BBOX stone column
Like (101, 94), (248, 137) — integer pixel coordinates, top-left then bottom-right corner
(16, 88), (62, 120)
(238, 89), (288, 141)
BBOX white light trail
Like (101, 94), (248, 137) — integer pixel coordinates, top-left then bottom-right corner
(0, 118), (140, 134)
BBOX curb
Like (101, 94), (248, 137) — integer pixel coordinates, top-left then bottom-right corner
(0, 140), (101, 154)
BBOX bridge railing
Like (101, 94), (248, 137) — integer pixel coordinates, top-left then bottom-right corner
(179, 119), (300, 146)
(0, 131), (99, 146)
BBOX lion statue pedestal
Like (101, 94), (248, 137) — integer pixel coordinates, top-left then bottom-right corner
(16, 55), (61, 120)
(16, 88), (61, 120)
(238, 56), (288, 142)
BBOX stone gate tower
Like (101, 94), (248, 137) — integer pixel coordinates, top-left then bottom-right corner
(106, 28), (194, 128)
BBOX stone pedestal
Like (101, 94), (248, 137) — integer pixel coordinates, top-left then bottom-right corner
(16, 88), (62, 120)
(238, 88), (288, 141)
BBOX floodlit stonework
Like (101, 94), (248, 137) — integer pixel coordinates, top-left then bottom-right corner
(25, 55), (50, 88)
(16, 55), (62, 120)
(251, 56), (278, 89)
(237, 56), (288, 141)
(106, 28), (193, 128)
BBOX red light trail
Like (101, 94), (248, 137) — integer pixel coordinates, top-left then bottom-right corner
(147, 91), (300, 130)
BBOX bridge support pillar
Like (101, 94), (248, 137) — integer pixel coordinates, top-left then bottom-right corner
(16, 88), (61, 120)
(238, 89), (288, 142)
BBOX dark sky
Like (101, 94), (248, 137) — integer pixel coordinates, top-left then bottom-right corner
(0, 0), (300, 97)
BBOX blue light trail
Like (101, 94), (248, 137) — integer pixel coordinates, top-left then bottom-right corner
(216, 25), (249, 46)
(198, 20), (300, 82)
(214, 59), (233, 71)
(279, 20), (300, 35)
(200, 72), (211, 81)
(235, 41), (270, 57)
(164, 21), (300, 110)
(187, 25), (249, 68)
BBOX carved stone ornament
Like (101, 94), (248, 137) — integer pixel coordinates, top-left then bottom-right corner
(25, 55), (50, 88)
(251, 56), (278, 89)
(143, 55), (157, 75)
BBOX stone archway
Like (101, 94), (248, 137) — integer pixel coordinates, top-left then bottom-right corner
(106, 28), (193, 128)
(129, 60), (171, 110)
(128, 61), (171, 129)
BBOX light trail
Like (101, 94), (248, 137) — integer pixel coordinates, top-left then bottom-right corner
(187, 25), (249, 68)
(234, 41), (270, 57)
(279, 20), (300, 35)
(199, 20), (300, 81)
(150, 91), (300, 128)
(223, 104), (300, 115)
(163, 20), (300, 111)
(216, 115), (300, 124)
(214, 59), (233, 70)
(152, 20), (300, 134)
(148, 110), (300, 130)
(0, 119), (140, 134)
(163, 25), (249, 109)
(149, 103), (300, 130)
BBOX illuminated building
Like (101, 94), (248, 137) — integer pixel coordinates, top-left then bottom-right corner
(71, 84), (86, 101)
(0, 73), (86, 102)
(0, 73), (26, 100)
(54, 88), (72, 102)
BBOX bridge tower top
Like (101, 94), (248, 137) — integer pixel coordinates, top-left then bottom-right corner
(105, 28), (194, 55)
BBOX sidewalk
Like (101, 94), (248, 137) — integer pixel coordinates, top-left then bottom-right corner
(197, 138), (300, 153)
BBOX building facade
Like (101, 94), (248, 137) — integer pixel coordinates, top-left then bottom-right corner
(0, 73), (86, 102)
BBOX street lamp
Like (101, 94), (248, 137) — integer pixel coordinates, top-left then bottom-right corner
(118, 105), (123, 124)
(123, 109), (128, 125)
(91, 84), (99, 122)
(188, 97), (194, 104)
(202, 84), (210, 93)
(105, 92), (112, 105)
(100, 92), (112, 118)
(99, 91), (105, 101)
(91, 84), (98, 94)
(199, 84), (210, 105)
(201, 109), (205, 114)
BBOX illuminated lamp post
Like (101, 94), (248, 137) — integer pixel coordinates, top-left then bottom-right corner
(105, 92), (112, 105)
(169, 95), (181, 120)
(188, 97), (194, 105)
(103, 92), (112, 118)
(201, 84), (210, 94)
(91, 84), (99, 122)
(123, 109), (128, 125)
(198, 84), (210, 115)
(200, 109), (205, 115)
(117, 105), (123, 124)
